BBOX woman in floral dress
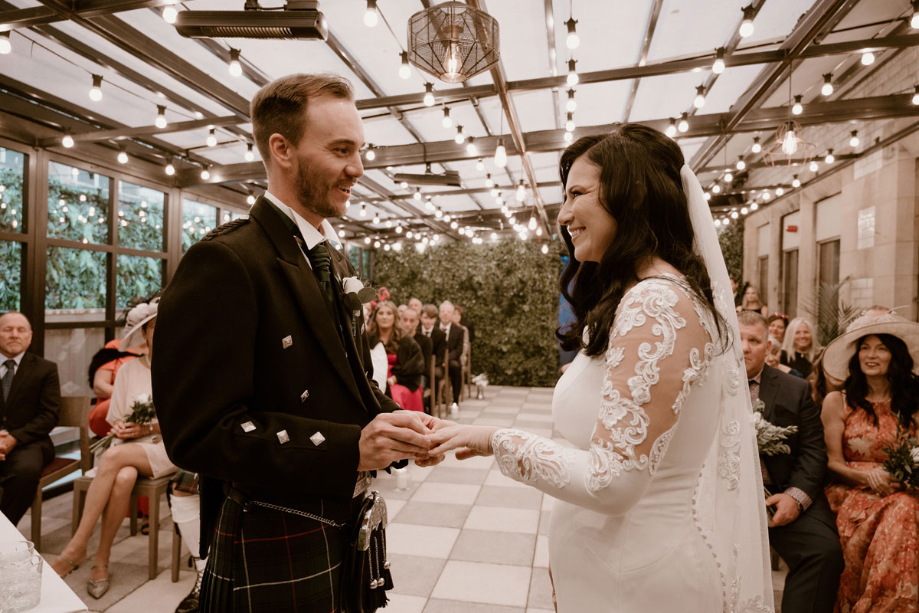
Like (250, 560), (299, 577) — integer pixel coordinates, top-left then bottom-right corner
(821, 313), (919, 612)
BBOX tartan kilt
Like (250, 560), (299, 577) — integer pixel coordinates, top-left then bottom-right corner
(200, 490), (364, 613)
(169, 469), (199, 495)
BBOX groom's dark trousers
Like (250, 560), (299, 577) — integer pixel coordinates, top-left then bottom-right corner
(756, 365), (843, 613)
(153, 198), (400, 612)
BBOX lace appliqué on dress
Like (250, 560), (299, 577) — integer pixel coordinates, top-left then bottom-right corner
(649, 424), (677, 474)
(718, 420), (742, 491)
(493, 429), (575, 489)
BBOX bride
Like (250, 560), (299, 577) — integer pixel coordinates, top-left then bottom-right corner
(428, 124), (774, 612)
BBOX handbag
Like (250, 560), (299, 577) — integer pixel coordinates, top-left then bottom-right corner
(340, 490), (393, 612)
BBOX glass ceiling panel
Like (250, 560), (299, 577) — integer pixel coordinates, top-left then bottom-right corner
(648, 0), (748, 62)
(551, 0), (650, 74)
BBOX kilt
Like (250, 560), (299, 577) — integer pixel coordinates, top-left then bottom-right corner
(169, 469), (199, 495)
(200, 488), (365, 613)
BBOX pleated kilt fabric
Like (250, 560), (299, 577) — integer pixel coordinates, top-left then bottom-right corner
(200, 493), (364, 612)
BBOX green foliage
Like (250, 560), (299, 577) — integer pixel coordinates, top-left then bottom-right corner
(0, 167), (24, 234)
(718, 219), (744, 283)
(372, 239), (562, 387)
(801, 278), (861, 347)
(0, 163), (24, 310)
(182, 200), (217, 252)
(0, 240), (21, 311)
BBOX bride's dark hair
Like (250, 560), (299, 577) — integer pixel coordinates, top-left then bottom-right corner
(557, 124), (725, 357)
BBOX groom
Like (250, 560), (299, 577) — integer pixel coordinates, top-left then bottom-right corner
(153, 73), (440, 612)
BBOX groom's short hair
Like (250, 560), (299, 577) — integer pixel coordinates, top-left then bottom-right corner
(250, 73), (354, 167)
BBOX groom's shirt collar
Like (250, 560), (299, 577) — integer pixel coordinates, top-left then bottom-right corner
(263, 191), (337, 252)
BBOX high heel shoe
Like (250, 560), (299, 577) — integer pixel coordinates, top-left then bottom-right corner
(87, 564), (110, 599)
(51, 554), (82, 577)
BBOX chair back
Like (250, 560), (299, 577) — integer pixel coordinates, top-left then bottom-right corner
(58, 396), (93, 472)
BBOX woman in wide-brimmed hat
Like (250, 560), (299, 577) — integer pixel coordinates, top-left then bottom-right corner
(821, 312), (919, 612)
(50, 298), (177, 598)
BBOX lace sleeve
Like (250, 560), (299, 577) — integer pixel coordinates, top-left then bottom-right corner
(493, 280), (713, 516)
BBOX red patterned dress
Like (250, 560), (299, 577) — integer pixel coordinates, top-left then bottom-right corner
(825, 400), (919, 613)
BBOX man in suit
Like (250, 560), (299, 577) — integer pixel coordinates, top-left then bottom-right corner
(153, 73), (441, 612)
(0, 312), (61, 526)
(401, 307), (433, 412)
(420, 304), (446, 377)
(738, 311), (843, 613)
(408, 297), (422, 314)
(439, 301), (465, 411)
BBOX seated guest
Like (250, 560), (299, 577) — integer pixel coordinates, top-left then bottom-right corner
(439, 301), (465, 413)
(87, 338), (141, 438)
(736, 283), (768, 316)
(739, 311), (843, 613)
(167, 470), (206, 613)
(765, 335), (803, 377)
(821, 312), (919, 612)
(453, 304), (475, 345)
(401, 307), (432, 397)
(0, 312), (61, 527)
(807, 350), (843, 410)
(782, 316), (821, 377)
(420, 304), (446, 381)
(408, 297), (423, 314)
(768, 313), (789, 345)
(397, 303), (408, 318)
(51, 300), (178, 599)
(367, 301), (425, 412)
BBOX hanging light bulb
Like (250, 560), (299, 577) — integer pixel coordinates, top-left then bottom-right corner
(824, 149), (835, 164)
(516, 180), (526, 202)
(566, 89), (577, 112)
(0, 32), (10, 55)
(528, 216), (537, 231)
(450, 221), (458, 230)
(665, 118), (677, 138)
(741, 206), (749, 215)
(245, 142), (255, 161)
(678, 112), (689, 133)
(792, 175), (801, 188)
(399, 51), (411, 79)
(775, 187), (785, 196)
(792, 95), (803, 115)
(165, 160), (175, 176)
(413, 188), (421, 200)
(693, 85), (706, 109)
(228, 49), (243, 77)
(723, 217), (730, 226)
(442, 107), (453, 129)
(373, 214), (380, 224)
(739, 5), (755, 38)
(476, 158), (485, 171)
(423, 83), (435, 107)
(485, 173), (494, 188)
(466, 137), (478, 155)
(200, 166), (210, 180)
(360, 203), (367, 217)
(712, 47), (726, 74)
(712, 183), (721, 194)
(565, 112), (575, 132)
(912, 1), (919, 28)
(821, 73), (834, 96)
(117, 150), (129, 164)
(62, 134), (75, 148)
(443, 214), (451, 222)
(247, 193), (256, 205)
(395, 225), (403, 234)
(752, 136), (762, 153)
(809, 160), (819, 172)
(762, 190), (771, 201)
(565, 17), (579, 50)
(365, 146), (376, 161)
(454, 125), (466, 144)
(89, 74), (103, 102)
(163, 4), (178, 23)
(849, 130), (860, 147)
(563, 131), (573, 143)
(566, 59), (579, 86)
(207, 128), (217, 147)
(913, 85), (919, 106)
(536, 226), (543, 237)
(704, 191), (711, 201)
(736, 156), (746, 171)
(724, 171), (733, 183)
(363, 0), (378, 27)
(494, 140), (507, 168)
(400, 181), (409, 189)
(541, 244), (549, 254)
(714, 218), (722, 228)
(781, 125), (798, 155)
(861, 50), (875, 65)
(731, 211), (739, 219)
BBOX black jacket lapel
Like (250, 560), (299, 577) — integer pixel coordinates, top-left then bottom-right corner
(4, 353), (31, 407)
(759, 365), (781, 424)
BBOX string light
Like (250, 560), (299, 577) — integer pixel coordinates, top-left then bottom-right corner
(165, 160), (175, 176)
(541, 244), (549, 254)
(792, 175), (801, 188)
(494, 140), (507, 168)
(781, 125), (798, 155)
(0, 32), (10, 55)
(360, 203), (367, 217)
(62, 134), (74, 148)
(565, 16), (579, 49)
(912, 1), (919, 28)
(465, 137), (478, 155)
(163, 4), (178, 23)
(89, 75), (103, 102)
(912, 85), (919, 105)
(399, 51), (411, 79)
(762, 190), (771, 201)
(476, 158), (485, 171)
(245, 143), (255, 161)
(365, 145), (376, 161)
(155, 105), (168, 129)
(395, 225), (403, 234)
(712, 47), (726, 74)
(809, 160), (819, 172)
(849, 130), (860, 147)
(724, 171), (733, 183)
(400, 181), (408, 189)
(565, 112), (575, 132)
(566, 89), (577, 112)
(821, 73), (834, 96)
(861, 50), (875, 65)
(665, 118), (677, 138)
(247, 194), (256, 205)
(206, 128), (217, 147)
(739, 5), (755, 37)
(712, 183), (721, 194)
(516, 180), (526, 202)
(792, 95), (803, 115)
(442, 107), (453, 128)
(373, 214), (380, 224)
(678, 112), (689, 133)
(693, 85), (706, 109)
(228, 49), (242, 77)
(413, 188), (421, 200)
(485, 173), (494, 188)
(741, 207), (748, 215)
(423, 83), (435, 107)
(751, 136), (762, 153)
(731, 211), (739, 219)
(117, 149), (129, 164)
(454, 125), (466, 144)
(824, 149), (835, 164)
(201, 166), (210, 180)
(750, 202), (759, 211)
(528, 215), (537, 231)
(564, 131), (573, 143)
(363, 0), (378, 27)
(736, 156), (746, 171)
(566, 59), (578, 86)
(775, 187), (785, 196)
(704, 191), (711, 201)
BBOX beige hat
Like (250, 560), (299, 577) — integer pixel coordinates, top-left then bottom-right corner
(822, 312), (919, 380)
(120, 299), (158, 352)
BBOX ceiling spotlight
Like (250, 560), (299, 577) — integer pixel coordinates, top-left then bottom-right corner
(399, 51), (411, 79)
(423, 83), (435, 107)
(666, 118), (677, 138)
(455, 125), (466, 144)
(163, 4), (178, 23)
(739, 5), (755, 37)
(476, 158), (485, 171)
(567, 58), (579, 86)
(89, 74), (103, 102)
(485, 173), (494, 188)
(821, 73), (834, 96)
(678, 112), (689, 133)
(751, 136), (762, 153)
(824, 149), (835, 164)
(62, 134), (74, 148)
(200, 166), (210, 180)
(466, 136), (478, 155)
(566, 89), (577, 112)
(565, 17), (579, 50)
(207, 128), (217, 147)
(494, 140), (507, 168)
(809, 160), (819, 172)
(442, 107), (453, 129)
(850, 130), (860, 147)
(792, 95), (803, 115)
(712, 47), (726, 74)
(565, 112), (575, 132)
(245, 142), (255, 161)
(693, 85), (706, 109)
(117, 150), (129, 164)
(365, 146), (376, 161)
(165, 161), (175, 176)
(736, 156), (746, 171)
(861, 50), (875, 65)
(228, 49), (242, 77)
(775, 187), (785, 196)
(792, 175), (801, 188)
(246, 194), (256, 205)
(364, 0), (379, 27)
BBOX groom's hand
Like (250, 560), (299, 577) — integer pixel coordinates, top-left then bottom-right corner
(358, 412), (432, 471)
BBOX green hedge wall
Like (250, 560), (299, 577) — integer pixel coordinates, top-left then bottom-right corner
(372, 239), (562, 387)
(719, 218), (744, 283)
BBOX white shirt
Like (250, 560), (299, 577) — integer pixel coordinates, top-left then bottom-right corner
(421, 326), (434, 337)
(0, 351), (25, 379)
(263, 191), (339, 268)
(440, 322), (452, 337)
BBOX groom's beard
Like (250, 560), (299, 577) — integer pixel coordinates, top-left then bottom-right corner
(295, 159), (343, 220)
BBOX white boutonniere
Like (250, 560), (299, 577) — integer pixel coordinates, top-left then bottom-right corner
(751, 399), (798, 456)
(340, 276), (378, 312)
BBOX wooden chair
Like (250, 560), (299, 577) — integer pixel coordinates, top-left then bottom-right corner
(72, 471), (176, 580)
(28, 396), (93, 551)
(461, 330), (473, 400)
(428, 348), (437, 416)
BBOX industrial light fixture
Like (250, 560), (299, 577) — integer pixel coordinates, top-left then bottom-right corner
(399, 51), (411, 79)
(678, 112), (689, 133)
(712, 47), (726, 74)
(62, 134), (75, 148)
(567, 59), (578, 86)
(792, 95), (803, 115)
(442, 106), (453, 128)
(824, 149), (835, 164)
(423, 83), (435, 106)
(739, 5), (755, 38)
(0, 32), (11, 55)
(364, 0), (378, 27)
(566, 89), (577, 112)
(206, 128), (217, 147)
(861, 49), (875, 65)
(494, 140), (507, 168)
(407, 2), (499, 83)
(155, 105), (168, 129)
(454, 125), (466, 144)
(89, 75), (103, 102)
(821, 73), (833, 96)
(849, 131), (860, 147)
(117, 149), (129, 164)
(792, 175), (801, 188)
(163, 4), (178, 23)
(245, 142), (255, 161)
(693, 85), (706, 109)
(751, 136), (762, 153)
(228, 49), (242, 77)
(565, 17), (579, 50)
(736, 156), (746, 171)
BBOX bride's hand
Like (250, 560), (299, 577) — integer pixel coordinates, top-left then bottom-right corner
(427, 425), (500, 459)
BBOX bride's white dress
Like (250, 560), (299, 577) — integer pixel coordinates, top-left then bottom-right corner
(493, 274), (732, 612)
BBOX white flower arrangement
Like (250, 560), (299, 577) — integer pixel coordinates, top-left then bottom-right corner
(751, 399), (798, 456)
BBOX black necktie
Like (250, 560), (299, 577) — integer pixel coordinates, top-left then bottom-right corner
(307, 242), (335, 314)
(2, 360), (15, 402)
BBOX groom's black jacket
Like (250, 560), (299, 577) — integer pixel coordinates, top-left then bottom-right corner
(758, 364), (835, 528)
(153, 198), (399, 557)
